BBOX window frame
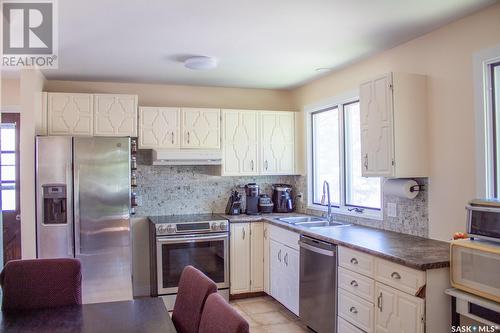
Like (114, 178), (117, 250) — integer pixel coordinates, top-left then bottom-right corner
(474, 44), (500, 198)
(306, 92), (383, 220)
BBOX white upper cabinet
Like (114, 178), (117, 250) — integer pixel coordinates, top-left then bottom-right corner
(222, 110), (259, 175)
(260, 111), (295, 175)
(139, 107), (180, 149)
(93, 94), (138, 137)
(47, 93), (93, 136)
(360, 73), (428, 178)
(181, 108), (220, 149)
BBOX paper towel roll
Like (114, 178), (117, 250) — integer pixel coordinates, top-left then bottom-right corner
(384, 179), (419, 199)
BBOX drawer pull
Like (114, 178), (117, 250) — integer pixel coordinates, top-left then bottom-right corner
(349, 306), (358, 314)
(350, 280), (358, 287)
(350, 258), (358, 265)
(391, 271), (401, 280)
(377, 292), (383, 311)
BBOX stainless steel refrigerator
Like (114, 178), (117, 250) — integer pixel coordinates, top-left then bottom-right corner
(36, 136), (132, 304)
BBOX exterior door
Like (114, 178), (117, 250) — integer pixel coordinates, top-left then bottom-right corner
(0, 113), (21, 263)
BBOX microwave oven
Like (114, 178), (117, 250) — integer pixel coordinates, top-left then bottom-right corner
(450, 239), (500, 303)
(466, 199), (500, 242)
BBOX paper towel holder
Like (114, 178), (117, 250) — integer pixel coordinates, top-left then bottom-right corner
(409, 184), (425, 193)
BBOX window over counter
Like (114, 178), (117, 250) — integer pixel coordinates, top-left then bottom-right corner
(309, 97), (382, 218)
(490, 62), (500, 197)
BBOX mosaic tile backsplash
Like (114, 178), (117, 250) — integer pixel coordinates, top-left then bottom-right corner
(136, 151), (429, 237)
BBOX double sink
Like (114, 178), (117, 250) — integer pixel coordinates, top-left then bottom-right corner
(276, 216), (350, 228)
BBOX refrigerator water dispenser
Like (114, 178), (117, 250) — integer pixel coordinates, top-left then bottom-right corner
(42, 184), (67, 224)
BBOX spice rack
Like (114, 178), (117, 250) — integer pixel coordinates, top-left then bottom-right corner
(130, 138), (137, 215)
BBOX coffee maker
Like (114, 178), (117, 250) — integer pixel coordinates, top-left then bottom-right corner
(245, 183), (260, 215)
(272, 184), (294, 213)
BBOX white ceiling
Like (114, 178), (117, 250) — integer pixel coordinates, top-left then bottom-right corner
(42, 0), (496, 89)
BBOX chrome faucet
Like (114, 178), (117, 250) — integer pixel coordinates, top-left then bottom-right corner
(321, 181), (333, 222)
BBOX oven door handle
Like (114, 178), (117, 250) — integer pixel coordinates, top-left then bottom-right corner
(157, 234), (228, 243)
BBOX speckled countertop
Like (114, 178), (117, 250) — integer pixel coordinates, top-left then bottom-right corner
(220, 213), (450, 271)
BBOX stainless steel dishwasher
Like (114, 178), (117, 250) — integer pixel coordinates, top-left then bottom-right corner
(299, 235), (337, 333)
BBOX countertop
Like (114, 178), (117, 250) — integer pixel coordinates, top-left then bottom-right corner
(220, 213), (450, 271)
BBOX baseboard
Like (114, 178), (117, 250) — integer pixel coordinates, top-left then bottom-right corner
(229, 291), (267, 300)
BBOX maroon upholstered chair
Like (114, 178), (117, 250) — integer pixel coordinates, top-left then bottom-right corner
(199, 293), (249, 333)
(0, 258), (82, 311)
(172, 265), (218, 333)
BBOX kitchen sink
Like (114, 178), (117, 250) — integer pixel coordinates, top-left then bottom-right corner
(295, 221), (347, 228)
(277, 216), (327, 224)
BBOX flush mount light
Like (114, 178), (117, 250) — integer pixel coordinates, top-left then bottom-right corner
(315, 67), (331, 72)
(184, 56), (217, 70)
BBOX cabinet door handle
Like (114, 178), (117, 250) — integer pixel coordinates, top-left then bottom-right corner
(265, 160), (269, 171)
(264, 228), (267, 239)
(278, 249), (282, 262)
(251, 160), (254, 171)
(364, 153), (368, 170)
(242, 228), (246, 240)
(391, 272), (401, 280)
(349, 306), (358, 314)
(171, 132), (174, 144)
(350, 257), (358, 265)
(187, 131), (190, 144)
(377, 292), (383, 311)
(284, 253), (288, 266)
(350, 280), (358, 287)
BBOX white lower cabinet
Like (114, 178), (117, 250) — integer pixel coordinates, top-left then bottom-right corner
(230, 222), (264, 294)
(338, 316), (365, 333)
(263, 222), (270, 294)
(269, 238), (299, 315)
(375, 282), (424, 333)
(338, 289), (374, 332)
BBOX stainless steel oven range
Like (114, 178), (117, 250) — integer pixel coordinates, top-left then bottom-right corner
(149, 214), (229, 310)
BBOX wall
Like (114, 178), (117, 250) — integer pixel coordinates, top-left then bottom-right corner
(1, 78), (20, 107)
(291, 3), (500, 240)
(19, 69), (46, 258)
(44, 80), (296, 111)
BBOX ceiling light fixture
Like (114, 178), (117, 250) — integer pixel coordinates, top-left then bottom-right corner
(184, 56), (217, 70)
(315, 67), (331, 72)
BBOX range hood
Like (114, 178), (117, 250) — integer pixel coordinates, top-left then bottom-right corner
(151, 149), (222, 166)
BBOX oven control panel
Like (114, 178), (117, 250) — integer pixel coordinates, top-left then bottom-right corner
(156, 220), (228, 235)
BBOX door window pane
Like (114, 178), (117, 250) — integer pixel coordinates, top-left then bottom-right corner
(1, 153), (15, 165)
(0, 127), (15, 151)
(493, 63), (500, 197)
(1, 185), (16, 211)
(1, 166), (15, 181)
(312, 108), (340, 205)
(344, 102), (381, 209)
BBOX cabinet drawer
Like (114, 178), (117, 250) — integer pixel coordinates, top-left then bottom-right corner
(338, 316), (365, 333)
(338, 289), (374, 333)
(339, 247), (374, 277)
(339, 267), (375, 303)
(374, 258), (426, 295)
(268, 224), (299, 250)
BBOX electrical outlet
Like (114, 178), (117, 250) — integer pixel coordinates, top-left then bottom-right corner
(297, 192), (303, 202)
(387, 202), (397, 217)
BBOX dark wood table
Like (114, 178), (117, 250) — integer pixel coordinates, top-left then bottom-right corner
(0, 298), (177, 333)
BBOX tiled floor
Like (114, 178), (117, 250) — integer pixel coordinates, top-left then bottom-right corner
(230, 296), (309, 333)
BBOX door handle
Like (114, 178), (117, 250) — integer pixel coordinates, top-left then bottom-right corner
(15, 214), (21, 221)
(264, 228), (267, 239)
(171, 132), (174, 144)
(278, 249), (282, 262)
(251, 160), (254, 171)
(187, 131), (190, 144)
(242, 228), (246, 240)
(265, 160), (268, 171)
(377, 292), (383, 311)
(364, 153), (368, 170)
(284, 253), (288, 266)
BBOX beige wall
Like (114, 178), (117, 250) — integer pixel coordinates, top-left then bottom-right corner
(45, 80), (296, 111)
(1, 78), (20, 107)
(291, 3), (500, 240)
(19, 69), (46, 258)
